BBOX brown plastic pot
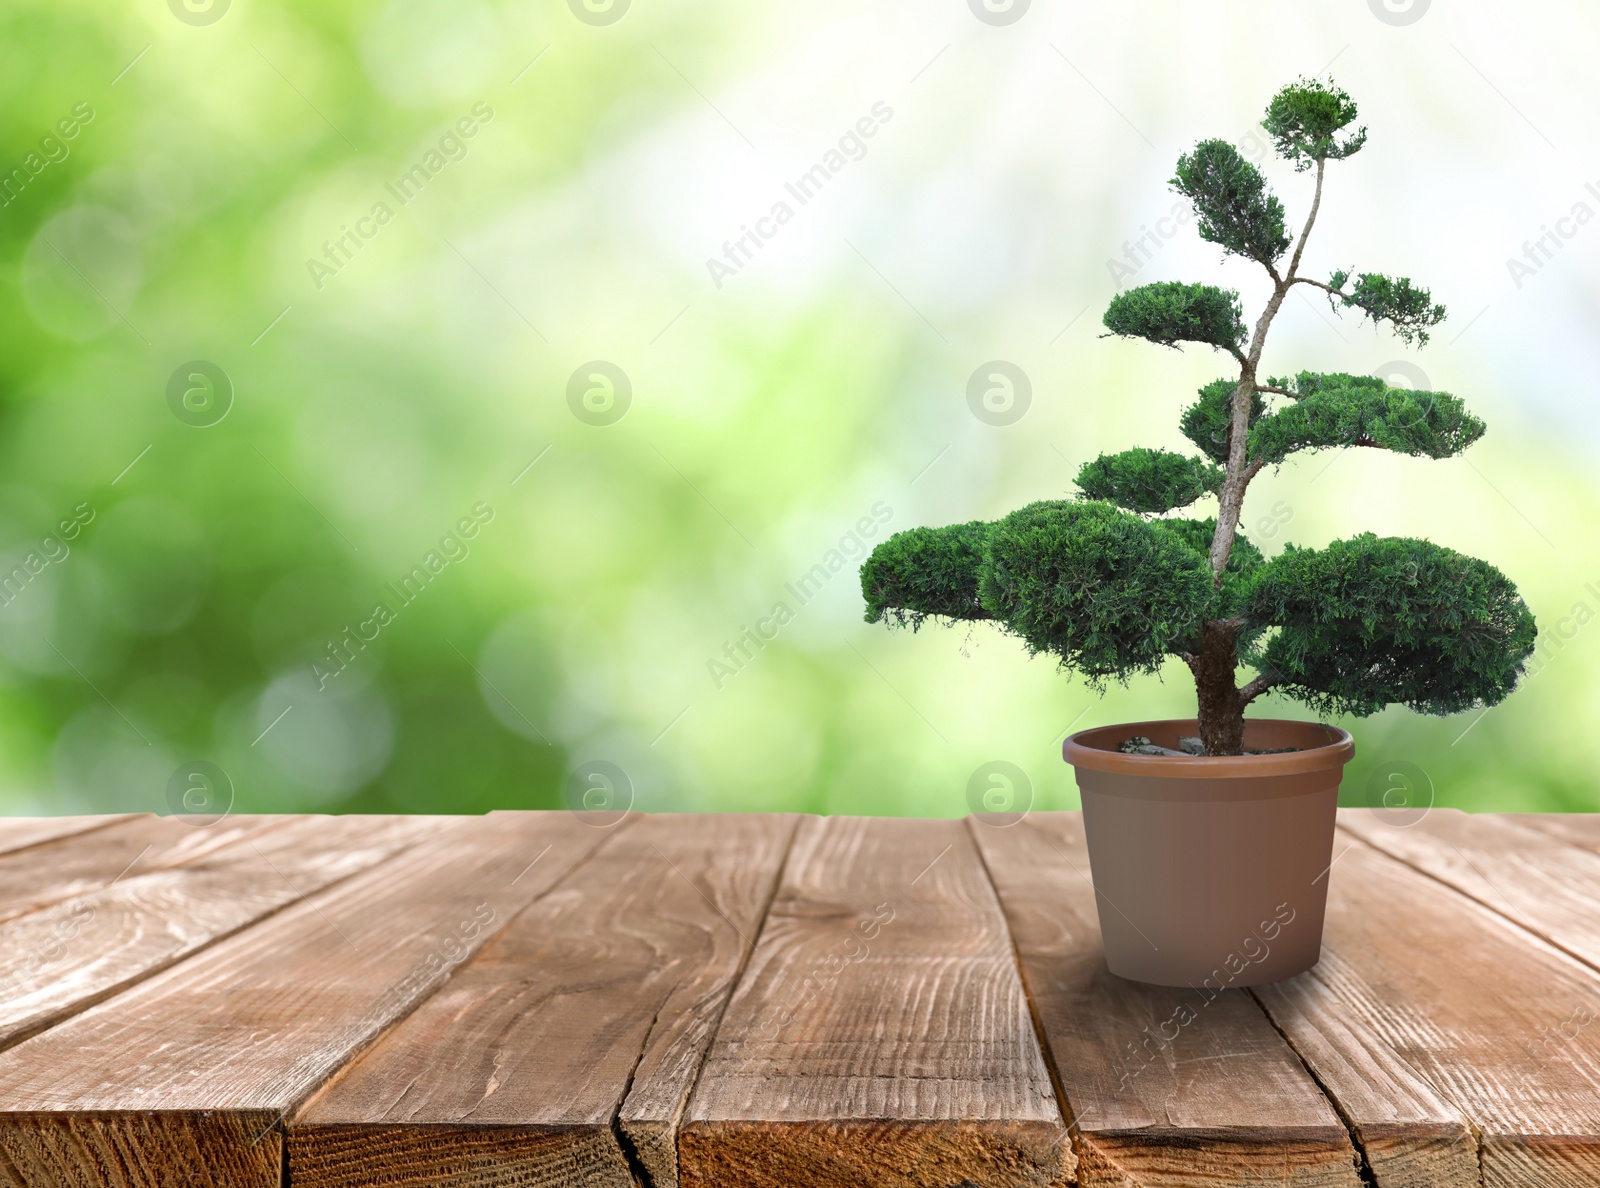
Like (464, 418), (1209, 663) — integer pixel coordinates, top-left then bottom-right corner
(1063, 718), (1354, 988)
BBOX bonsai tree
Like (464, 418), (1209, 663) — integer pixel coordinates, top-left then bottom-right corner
(861, 78), (1537, 756)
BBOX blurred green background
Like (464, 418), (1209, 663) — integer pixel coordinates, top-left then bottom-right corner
(2, 0), (1596, 821)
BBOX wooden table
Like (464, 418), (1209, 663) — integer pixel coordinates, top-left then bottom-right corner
(1, 810), (1598, 1187)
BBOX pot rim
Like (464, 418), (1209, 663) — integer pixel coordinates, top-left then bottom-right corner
(1064, 717), (1354, 779)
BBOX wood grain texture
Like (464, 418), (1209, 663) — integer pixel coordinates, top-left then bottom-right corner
(286, 1126), (629, 1188)
(0, 1110), (281, 1188)
(680, 815), (1072, 1188)
(0, 814), (294, 925)
(1509, 811), (1600, 851)
(290, 813), (797, 1188)
(0, 814), (436, 1050)
(1254, 832), (1600, 1187)
(1339, 807), (1600, 973)
(6, 811), (1595, 1188)
(615, 817), (796, 1188)
(0, 812), (612, 1188)
(0, 815), (135, 858)
(969, 812), (1363, 1188)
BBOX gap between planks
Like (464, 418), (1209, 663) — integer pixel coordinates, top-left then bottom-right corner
(1273, 811), (1600, 1184)
(968, 812), (1365, 1188)
(0, 813), (618, 1188)
(287, 813), (800, 1188)
(8, 812), (1600, 1188)
(0, 816), (447, 1056)
(678, 816), (1075, 1188)
(0, 816), (141, 860)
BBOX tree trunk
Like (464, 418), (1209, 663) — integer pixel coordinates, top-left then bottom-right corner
(1208, 375), (1259, 578)
(1191, 619), (1245, 755)
(1209, 161), (1326, 582)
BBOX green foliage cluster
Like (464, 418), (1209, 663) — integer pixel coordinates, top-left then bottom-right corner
(1171, 140), (1290, 266)
(862, 507), (1262, 671)
(1159, 516), (1264, 583)
(865, 509), (1530, 716)
(1248, 535), (1537, 716)
(1102, 282), (1244, 353)
(866, 76), (1537, 742)
(1326, 271), (1447, 346)
(1157, 516), (1265, 645)
(860, 521), (991, 628)
(977, 501), (1213, 680)
(1181, 378), (1266, 463)
(1261, 77), (1367, 170)
(1075, 448), (1222, 514)
(1248, 371), (1486, 464)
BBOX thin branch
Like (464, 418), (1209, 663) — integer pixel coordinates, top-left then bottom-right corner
(1291, 276), (1342, 297)
(1239, 672), (1280, 703)
(1283, 157), (1326, 285)
(1209, 159), (1330, 583)
(1255, 384), (1293, 397)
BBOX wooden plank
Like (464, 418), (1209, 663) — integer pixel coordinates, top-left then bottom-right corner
(290, 813), (797, 1188)
(0, 812), (614, 1188)
(1253, 830), (1600, 1186)
(969, 812), (1363, 1187)
(0, 816), (136, 859)
(1339, 807), (1600, 973)
(0, 814), (438, 1050)
(0, 814), (291, 925)
(679, 816), (1073, 1188)
(1509, 811), (1600, 852)
(613, 816), (794, 1188)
